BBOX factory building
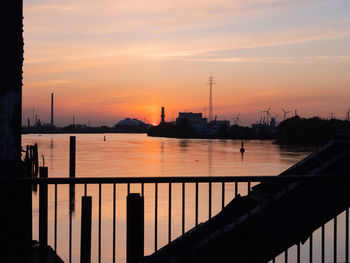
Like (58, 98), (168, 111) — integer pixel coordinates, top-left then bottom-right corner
(176, 112), (207, 126)
(176, 112), (208, 135)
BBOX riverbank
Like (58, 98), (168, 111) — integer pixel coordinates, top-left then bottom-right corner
(148, 116), (350, 146)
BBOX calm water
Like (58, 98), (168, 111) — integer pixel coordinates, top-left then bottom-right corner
(22, 134), (346, 263)
(22, 133), (313, 178)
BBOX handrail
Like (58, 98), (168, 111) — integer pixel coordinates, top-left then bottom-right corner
(0, 175), (349, 184)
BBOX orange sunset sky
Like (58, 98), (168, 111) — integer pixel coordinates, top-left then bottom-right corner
(22, 0), (350, 126)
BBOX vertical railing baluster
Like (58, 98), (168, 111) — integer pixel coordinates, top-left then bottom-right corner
(84, 183), (87, 196)
(182, 182), (185, 235)
(54, 183), (57, 253)
(113, 183), (116, 263)
(155, 183), (158, 252)
(222, 182), (225, 210)
(272, 258), (275, 263)
(98, 183), (102, 263)
(69, 186), (72, 263)
(334, 216), (337, 263)
(235, 182), (238, 197)
(141, 183), (144, 197)
(168, 183), (172, 244)
(195, 182), (198, 226)
(247, 181), (251, 194)
(346, 208), (349, 263)
(285, 249), (288, 263)
(127, 183), (130, 195)
(321, 225), (325, 263)
(309, 234), (313, 263)
(297, 243), (300, 263)
(209, 182), (212, 220)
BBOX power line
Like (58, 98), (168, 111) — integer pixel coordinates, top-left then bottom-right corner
(208, 76), (215, 123)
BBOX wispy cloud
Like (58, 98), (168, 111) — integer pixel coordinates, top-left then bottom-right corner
(24, 18), (350, 65)
(167, 56), (350, 64)
(22, 0), (350, 125)
(24, 0), (301, 34)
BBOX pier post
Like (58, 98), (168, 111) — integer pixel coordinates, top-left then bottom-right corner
(33, 143), (39, 177)
(69, 136), (76, 178)
(39, 167), (48, 263)
(69, 136), (76, 213)
(80, 196), (92, 263)
(127, 193), (144, 263)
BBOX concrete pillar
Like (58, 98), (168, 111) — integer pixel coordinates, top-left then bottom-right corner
(0, 0), (23, 175)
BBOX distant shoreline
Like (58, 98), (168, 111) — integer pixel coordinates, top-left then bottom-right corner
(22, 131), (147, 134)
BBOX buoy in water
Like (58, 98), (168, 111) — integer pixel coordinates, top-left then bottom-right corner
(104, 136), (106, 141)
(240, 141), (245, 153)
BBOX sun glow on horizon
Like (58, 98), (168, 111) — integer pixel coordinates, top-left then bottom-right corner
(22, 0), (350, 126)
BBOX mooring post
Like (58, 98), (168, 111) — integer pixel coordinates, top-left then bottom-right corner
(80, 196), (92, 263)
(39, 166), (48, 263)
(34, 143), (39, 177)
(127, 193), (144, 263)
(69, 136), (76, 216)
(69, 136), (76, 178)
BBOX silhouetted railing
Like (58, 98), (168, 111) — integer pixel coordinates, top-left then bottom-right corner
(1, 175), (349, 263)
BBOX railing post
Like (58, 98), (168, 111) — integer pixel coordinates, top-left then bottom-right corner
(80, 196), (92, 263)
(39, 166), (48, 263)
(127, 193), (144, 263)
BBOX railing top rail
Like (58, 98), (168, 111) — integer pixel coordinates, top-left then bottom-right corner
(0, 175), (350, 184)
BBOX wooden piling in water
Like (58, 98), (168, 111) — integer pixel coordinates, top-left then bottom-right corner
(33, 143), (39, 177)
(127, 193), (144, 263)
(69, 136), (76, 178)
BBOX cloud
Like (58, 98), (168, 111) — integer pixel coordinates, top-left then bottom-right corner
(23, 17), (350, 66)
(164, 55), (350, 64)
(24, 0), (300, 34)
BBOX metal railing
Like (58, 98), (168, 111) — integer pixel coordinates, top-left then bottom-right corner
(1, 174), (350, 263)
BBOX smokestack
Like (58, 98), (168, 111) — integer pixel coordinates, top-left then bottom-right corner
(161, 107), (165, 124)
(51, 93), (54, 126)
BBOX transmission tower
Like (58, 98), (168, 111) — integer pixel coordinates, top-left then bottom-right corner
(208, 76), (215, 122)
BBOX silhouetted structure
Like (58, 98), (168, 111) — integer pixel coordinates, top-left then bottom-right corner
(144, 136), (350, 263)
(115, 118), (149, 133)
(161, 107), (165, 124)
(208, 76), (215, 122)
(277, 116), (350, 145)
(0, 1), (25, 262)
(51, 93), (54, 126)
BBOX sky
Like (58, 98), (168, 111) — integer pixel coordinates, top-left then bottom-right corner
(23, 0), (350, 126)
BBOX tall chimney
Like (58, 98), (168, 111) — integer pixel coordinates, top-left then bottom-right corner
(51, 93), (54, 126)
(161, 107), (165, 124)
